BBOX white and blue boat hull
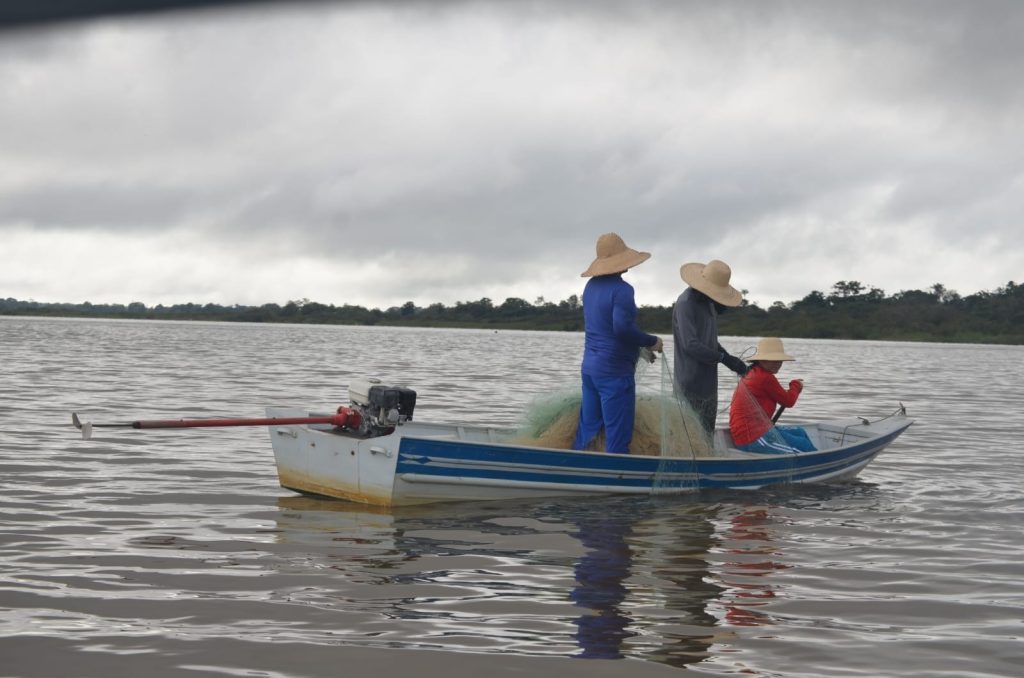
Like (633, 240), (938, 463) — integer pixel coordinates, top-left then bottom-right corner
(267, 406), (912, 506)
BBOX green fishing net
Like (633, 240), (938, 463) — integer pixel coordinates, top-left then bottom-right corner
(509, 351), (714, 458)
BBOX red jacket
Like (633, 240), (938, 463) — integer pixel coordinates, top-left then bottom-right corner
(728, 365), (803, 446)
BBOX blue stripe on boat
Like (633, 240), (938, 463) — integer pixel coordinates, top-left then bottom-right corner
(395, 422), (909, 490)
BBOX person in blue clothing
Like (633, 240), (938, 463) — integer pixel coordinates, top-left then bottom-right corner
(572, 233), (663, 454)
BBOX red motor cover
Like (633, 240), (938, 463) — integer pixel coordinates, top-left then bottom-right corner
(335, 405), (362, 430)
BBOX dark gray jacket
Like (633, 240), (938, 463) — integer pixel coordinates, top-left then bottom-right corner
(672, 288), (725, 399)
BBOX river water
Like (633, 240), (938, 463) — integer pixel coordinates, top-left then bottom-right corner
(1, 316), (1021, 677)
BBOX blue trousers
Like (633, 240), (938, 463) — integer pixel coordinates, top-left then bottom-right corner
(572, 373), (636, 454)
(739, 425), (817, 454)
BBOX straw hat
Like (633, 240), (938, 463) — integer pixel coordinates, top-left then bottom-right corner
(679, 259), (743, 307)
(748, 337), (795, 362)
(581, 233), (651, 277)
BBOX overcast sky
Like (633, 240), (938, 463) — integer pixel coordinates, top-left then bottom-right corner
(1, 0), (1021, 310)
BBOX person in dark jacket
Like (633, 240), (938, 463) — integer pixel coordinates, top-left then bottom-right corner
(572, 233), (663, 454)
(672, 259), (747, 434)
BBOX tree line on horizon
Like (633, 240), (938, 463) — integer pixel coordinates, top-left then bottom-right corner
(2, 279), (1021, 344)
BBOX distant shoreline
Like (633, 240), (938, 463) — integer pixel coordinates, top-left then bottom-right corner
(3, 310), (1021, 347)
(3, 279), (1021, 345)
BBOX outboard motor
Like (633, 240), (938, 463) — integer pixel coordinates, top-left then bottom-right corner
(348, 378), (417, 437)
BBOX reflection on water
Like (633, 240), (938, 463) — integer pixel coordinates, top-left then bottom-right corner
(718, 508), (785, 628)
(273, 494), (744, 669)
(570, 511), (636, 659)
(640, 508), (722, 667)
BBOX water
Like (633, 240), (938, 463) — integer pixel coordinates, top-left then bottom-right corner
(1, 316), (1021, 677)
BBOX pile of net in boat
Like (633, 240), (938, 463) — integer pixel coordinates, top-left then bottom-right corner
(509, 355), (714, 457)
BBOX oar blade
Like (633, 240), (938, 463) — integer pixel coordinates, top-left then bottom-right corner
(72, 412), (94, 440)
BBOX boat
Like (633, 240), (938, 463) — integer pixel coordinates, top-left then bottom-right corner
(265, 379), (913, 507)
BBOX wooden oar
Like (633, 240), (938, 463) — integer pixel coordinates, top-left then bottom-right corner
(72, 410), (357, 440)
(771, 406), (786, 424)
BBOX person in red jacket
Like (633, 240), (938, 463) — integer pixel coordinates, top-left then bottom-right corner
(728, 337), (816, 453)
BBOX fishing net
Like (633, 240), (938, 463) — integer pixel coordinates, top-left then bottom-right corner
(649, 354), (709, 493)
(508, 340), (816, 492)
(508, 390), (585, 450)
(509, 350), (714, 460)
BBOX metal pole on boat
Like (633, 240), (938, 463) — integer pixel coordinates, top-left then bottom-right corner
(71, 410), (359, 440)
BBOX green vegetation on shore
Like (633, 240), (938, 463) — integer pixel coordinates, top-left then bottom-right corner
(3, 280), (1021, 344)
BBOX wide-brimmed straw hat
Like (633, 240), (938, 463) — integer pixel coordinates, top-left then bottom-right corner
(679, 259), (743, 307)
(581, 233), (651, 277)
(748, 337), (795, 362)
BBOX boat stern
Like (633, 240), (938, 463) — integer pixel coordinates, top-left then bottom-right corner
(266, 406), (400, 506)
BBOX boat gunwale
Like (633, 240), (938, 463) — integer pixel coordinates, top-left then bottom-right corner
(395, 416), (914, 465)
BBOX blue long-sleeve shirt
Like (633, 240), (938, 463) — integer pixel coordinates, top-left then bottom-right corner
(580, 274), (658, 377)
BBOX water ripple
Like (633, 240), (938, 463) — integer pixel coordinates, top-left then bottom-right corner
(1, 317), (1021, 677)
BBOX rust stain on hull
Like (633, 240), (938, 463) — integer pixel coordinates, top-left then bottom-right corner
(277, 467), (393, 507)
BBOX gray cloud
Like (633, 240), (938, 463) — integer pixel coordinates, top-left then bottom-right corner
(1, 0), (1021, 308)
